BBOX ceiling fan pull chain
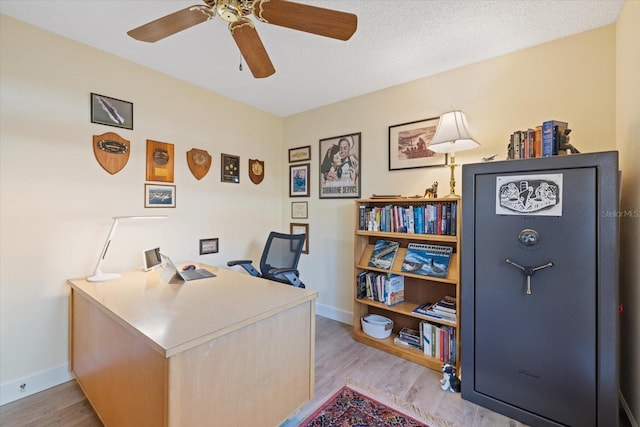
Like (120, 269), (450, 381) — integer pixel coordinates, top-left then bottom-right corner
(239, 54), (243, 71)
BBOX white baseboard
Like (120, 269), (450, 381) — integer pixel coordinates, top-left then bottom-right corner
(619, 389), (639, 427)
(316, 303), (353, 325)
(0, 363), (73, 405)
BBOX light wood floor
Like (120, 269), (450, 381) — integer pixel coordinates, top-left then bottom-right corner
(1, 316), (627, 427)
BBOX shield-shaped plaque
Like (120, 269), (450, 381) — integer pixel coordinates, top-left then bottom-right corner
(187, 148), (212, 180)
(93, 132), (130, 175)
(249, 159), (265, 184)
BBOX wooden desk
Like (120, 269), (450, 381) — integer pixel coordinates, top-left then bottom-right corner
(68, 265), (317, 427)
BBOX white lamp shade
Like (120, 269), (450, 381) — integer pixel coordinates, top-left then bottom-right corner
(428, 110), (480, 153)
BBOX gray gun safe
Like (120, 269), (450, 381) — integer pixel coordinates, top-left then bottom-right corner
(461, 152), (619, 427)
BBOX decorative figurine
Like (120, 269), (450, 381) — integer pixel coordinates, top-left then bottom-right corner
(558, 129), (580, 154)
(440, 363), (461, 393)
(423, 181), (438, 198)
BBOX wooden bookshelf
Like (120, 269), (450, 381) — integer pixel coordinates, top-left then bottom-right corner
(352, 198), (461, 372)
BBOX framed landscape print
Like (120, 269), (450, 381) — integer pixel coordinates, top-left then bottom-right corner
(90, 93), (133, 130)
(388, 117), (447, 170)
(290, 163), (310, 197)
(199, 238), (219, 255)
(144, 184), (175, 208)
(319, 132), (361, 199)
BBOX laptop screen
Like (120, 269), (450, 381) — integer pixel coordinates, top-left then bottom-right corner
(142, 247), (162, 271)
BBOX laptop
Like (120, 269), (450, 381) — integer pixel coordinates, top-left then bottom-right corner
(160, 253), (216, 282)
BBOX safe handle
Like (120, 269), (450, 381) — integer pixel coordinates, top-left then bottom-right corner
(505, 259), (554, 295)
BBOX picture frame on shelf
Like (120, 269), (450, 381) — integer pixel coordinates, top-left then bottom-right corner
(90, 93), (133, 130)
(144, 184), (176, 208)
(319, 132), (361, 199)
(290, 223), (309, 254)
(221, 153), (240, 183)
(199, 238), (219, 255)
(388, 117), (447, 171)
(146, 139), (175, 182)
(288, 145), (311, 163)
(289, 163), (310, 197)
(291, 201), (308, 219)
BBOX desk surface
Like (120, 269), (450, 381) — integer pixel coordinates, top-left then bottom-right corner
(68, 265), (317, 357)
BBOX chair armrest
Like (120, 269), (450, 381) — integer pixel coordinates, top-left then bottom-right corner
(268, 268), (305, 288)
(227, 260), (260, 277)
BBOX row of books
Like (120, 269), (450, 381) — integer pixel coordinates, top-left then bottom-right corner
(422, 321), (456, 364)
(367, 239), (453, 279)
(412, 295), (457, 324)
(356, 271), (404, 306)
(507, 120), (569, 160)
(391, 323), (456, 365)
(358, 203), (457, 236)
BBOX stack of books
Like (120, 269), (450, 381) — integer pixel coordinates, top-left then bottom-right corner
(394, 327), (422, 350)
(412, 296), (457, 324)
(421, 321), (456, 364)
(507, 119), (571, 159)
(356, 271), (404, 306)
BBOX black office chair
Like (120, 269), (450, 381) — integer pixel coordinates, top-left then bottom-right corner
(227, 231), (306, 288)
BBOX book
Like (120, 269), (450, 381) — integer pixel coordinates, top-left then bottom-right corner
(399, 327), (421, 346)
(385, 274), (404, 306)
(394, 336), (422, 350)
(400, 243), (452, 278)
(413, 302), (457, 323)
(368, 240), (399, 270)
(542, 120), (568, 157)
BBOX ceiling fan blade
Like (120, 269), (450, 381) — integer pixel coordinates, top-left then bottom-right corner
(128, 6), (213, 43)
(253, 0), (357, 41)
(229, 18), (275, 79)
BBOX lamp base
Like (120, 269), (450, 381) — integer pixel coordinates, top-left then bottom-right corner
(442, 193), (462, 199)
(87, 272), (122, 282)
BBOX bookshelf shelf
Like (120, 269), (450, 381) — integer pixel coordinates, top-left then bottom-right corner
(352, 198), (461, 372)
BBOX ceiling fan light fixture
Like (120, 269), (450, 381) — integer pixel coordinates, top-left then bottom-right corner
(217, 0), (243, 23)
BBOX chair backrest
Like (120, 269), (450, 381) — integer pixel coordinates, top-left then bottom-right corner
(259, 231), (305, 278)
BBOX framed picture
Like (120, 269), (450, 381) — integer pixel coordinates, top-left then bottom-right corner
(289, 145), (311, 163)
(199, 238), (219, 255)
(290, 163), (310, 197)
(388, 117), (448, 170)
(146, 139), (175, 182)
(290, 223), (309, 254)
(144, 184), (176, 208)
(221, 153), (240, 183)
(291, 201), (308, 219)
(319, 132), (361, 199)
(90, 93), (133, 130)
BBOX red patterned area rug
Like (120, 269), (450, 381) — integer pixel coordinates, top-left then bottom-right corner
(300, 385), (430, 427)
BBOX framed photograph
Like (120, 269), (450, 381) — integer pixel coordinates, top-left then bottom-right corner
(290, 223), (309, 254)
(290, 163), (310, 197)
(388, 117), (448, 170)
(289, 145), (311, 163)
(144, 184), (176, 208)
(319, 132), (361, 199)
(146, 139), (175, 182)
(291, 201), (308, 219)
(90, 93), (133, 130)
(221, 153), (240, 183)
(199, 238), (219, 255)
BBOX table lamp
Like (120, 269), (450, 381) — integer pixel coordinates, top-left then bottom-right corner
(427, 110), (480, 198)
(87, 215), (168, 282)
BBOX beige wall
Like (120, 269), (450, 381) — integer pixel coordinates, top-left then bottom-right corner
(285, 24), (616, 314)
(616, 0), (640, 422)
(0, 15), (284, 403)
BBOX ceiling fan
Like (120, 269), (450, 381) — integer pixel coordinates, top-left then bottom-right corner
(127, 0), (358, 78)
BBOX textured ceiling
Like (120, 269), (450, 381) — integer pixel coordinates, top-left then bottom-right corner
(0, 0), (624, 117)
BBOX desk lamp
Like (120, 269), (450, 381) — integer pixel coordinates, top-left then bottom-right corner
(427, 110), (480, 198)
(87, 215), (168, 282)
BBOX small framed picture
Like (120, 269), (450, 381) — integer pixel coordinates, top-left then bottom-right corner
(289, 145), (311, 163)
(199, 238), (219, 255)
(144, 184), (176, 208)
(388, 117), (447, 170)
(90, 93), (133, 130)
(290, 163), (310, 197)
(291, 201), (308, 219)
(221, 153), (240, 183)
(290, 223), (309, 254)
